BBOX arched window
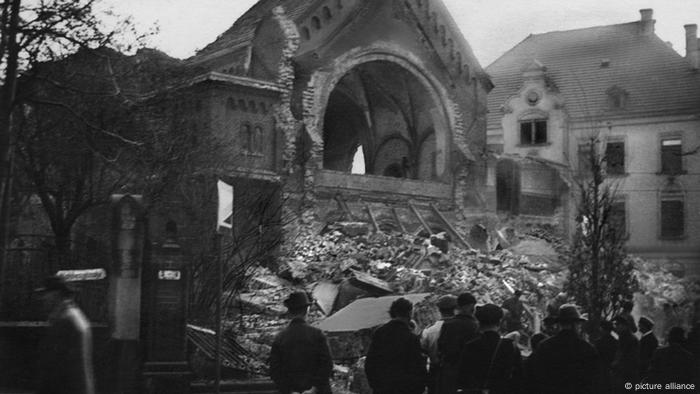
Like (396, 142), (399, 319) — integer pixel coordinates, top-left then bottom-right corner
(241, 123), (252, 152)
(252, 126), (264, 154)
(312, 16), (321, 30)
(302, 27), (311, 40)
(323, 6), (332, 20)
(227, 97), (236, 111)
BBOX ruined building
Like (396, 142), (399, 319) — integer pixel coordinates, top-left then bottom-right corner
(148, 0), (492, 250)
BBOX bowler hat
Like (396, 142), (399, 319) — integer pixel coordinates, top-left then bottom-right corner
(475, 303), (504, 326)
(283, 291), (312, 310)
(436, 295), (457, 310)
(34, 275), (74, 296)
(557, 304), (586, 323)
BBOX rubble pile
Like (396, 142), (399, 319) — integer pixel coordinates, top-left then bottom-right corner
(220, 219), (697, 388)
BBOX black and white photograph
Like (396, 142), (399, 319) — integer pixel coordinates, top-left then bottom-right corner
(0, 0), (699, 393)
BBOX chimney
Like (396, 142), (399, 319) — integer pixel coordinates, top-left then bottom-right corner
(639, 9), (655, 36)
(685, 24), (699, 70)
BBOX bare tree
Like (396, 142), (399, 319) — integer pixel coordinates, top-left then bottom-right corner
(0, 0), (149, 274)
(565, 136), (639, 337)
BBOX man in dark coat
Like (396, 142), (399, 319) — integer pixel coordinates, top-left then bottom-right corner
(611, 315), (640, 392)
(421, 295), (456, 394)
(457, 304), (522, 394)
(638, 316), (658, 379)
(436, 292), (479, 394)
(269, 292), (333, 394)
(36, 275), (95, 394)
(594, 320), (619, 394)
(533, 304), (598, 394)
(647, 327), (696, 385)
(501, 290), (525, 333)
(365, 297), (427, 394)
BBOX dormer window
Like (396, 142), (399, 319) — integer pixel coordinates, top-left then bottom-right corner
(520, 119), (547, 145)
(518, 110), (548, 146)
(606, 86), (629, 110)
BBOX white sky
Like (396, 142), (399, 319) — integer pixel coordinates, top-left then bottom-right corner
(103, 0), (700, 66)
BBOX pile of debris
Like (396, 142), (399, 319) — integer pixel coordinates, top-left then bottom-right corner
(217, 221), (568, 379)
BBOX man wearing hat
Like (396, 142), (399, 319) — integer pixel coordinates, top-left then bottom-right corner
(35, 275), (95, 394)
(532, 304), (597, 394)
(365, 297), (427, 394)
(457, 304), (522, 394)
(611, 315), (640, 390)
(269, 291), (333, 394)
(638, 316), (658, 379)
(420, 295), (456, 394)
(436, 292), (479, 394)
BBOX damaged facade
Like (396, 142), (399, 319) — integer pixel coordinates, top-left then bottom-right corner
(162, 0), (492, 249)
(485, 9), (700, 276)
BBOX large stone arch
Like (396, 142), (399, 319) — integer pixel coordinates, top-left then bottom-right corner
(302, 43), (461, 181)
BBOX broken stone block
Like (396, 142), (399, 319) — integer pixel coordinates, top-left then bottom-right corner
(336, 222), (370, 237)
(349, 270), (393, 295)
(430, 232), (450, 253)
(313, 281), (340, 316)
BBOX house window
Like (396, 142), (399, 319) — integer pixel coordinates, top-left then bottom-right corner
(520, 120), (547, 145)
(661, 138), (682, 175)
(660, 192), (684, 238)
(578, 143), (592, 176)
(605, 141), (625, 175)
(606, 86), (628, 110)
(609, 199), (627, 237)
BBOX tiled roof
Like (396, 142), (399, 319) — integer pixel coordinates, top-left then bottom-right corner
(486, 21), (700, 130)
(191, 0), (319, 60)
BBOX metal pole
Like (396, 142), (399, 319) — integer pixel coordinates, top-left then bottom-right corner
(215, 233), (223, 394)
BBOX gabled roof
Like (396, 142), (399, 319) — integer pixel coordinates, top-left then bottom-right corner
(486, 21), (700, 130)
(190, 0), (318, 61)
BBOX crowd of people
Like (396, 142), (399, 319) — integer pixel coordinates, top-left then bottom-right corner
(269, 291), (700, 394)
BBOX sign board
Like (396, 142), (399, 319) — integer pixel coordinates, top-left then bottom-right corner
(56, 268), (107, 281)
(158, 270), (181, 281)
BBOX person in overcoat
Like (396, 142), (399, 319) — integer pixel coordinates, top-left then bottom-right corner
(365, 297), (427, 394)
(36, 275), (95, 394)
(638, 316), (658, 379)
(435, 292), (479, 394)
(532, 304), (598, 394)
(611, 315), (640, 392)
(594, 320), (618, 394)
(647, 327), (696, 386)
(456, 304), (522, 394)
(421, 295), (456, 394)
(269, 292), (333, 394)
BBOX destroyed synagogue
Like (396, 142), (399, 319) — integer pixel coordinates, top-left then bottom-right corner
(1, 0), (698, 393)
